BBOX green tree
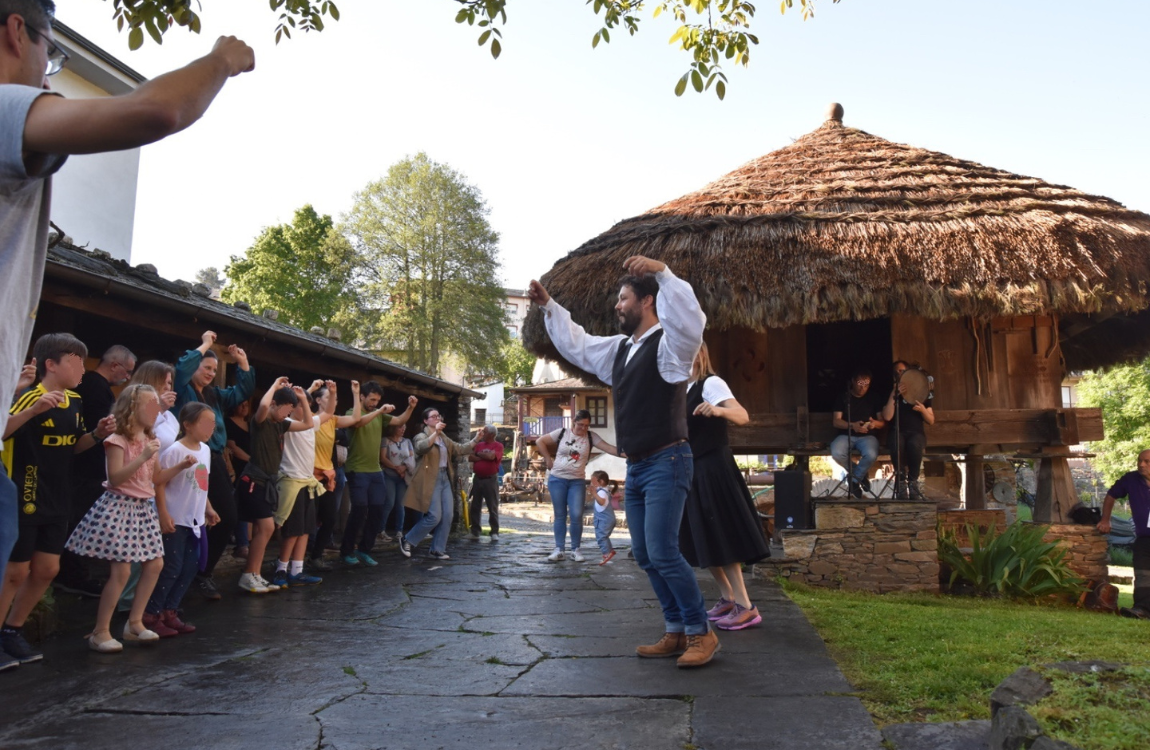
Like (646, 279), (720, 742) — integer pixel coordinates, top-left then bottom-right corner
(222, 205), (356, 332)
(341, 153), (508, 378)
(495, 340), (535, 387)
(87, 1), (837, 97)
(1076, 359), (1150, 484)
(194, 266), (224, 291)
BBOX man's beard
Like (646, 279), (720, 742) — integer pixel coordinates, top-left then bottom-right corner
(618, 309), (641, 336)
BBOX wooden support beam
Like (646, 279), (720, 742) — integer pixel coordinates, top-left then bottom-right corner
(38, 285), (454, 402)
(1034, 450), (1077, 524)
(729, 408), (1103, 454)
(965, 454), (986, 510)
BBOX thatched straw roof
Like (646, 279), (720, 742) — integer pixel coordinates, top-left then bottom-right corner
(524, 104), (1150, 372)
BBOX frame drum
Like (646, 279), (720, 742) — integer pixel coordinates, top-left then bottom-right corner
(898, 367), (932, 404)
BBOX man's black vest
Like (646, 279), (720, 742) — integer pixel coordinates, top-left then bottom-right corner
(611, 329), (688, 458)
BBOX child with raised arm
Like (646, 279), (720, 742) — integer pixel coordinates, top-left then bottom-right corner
(142, 403), (221, 637)
(269, 381), (321, 589)
(235, 378), (312, 594)
(590, 471), (618, 565)
(306, 380), (363, 572)
(66, 384), (192, 652)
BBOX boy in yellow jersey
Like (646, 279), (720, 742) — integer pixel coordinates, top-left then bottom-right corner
(0, 334), (113, 669)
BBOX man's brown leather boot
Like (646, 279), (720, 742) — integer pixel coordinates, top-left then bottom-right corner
(676, 629), (721, 668)
(635, 632), (687, 658)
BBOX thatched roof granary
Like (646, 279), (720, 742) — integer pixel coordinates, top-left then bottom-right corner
(524, 103), (1150, 373)
(523, 103), (1150, 520)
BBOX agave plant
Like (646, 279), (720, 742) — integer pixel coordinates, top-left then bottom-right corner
(937, 521), (1086, 599)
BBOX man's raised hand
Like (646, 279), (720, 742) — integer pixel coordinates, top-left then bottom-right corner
(527, 280), (550, 307)
(212, 36), (256, 76)
(622, 255), (666, 277)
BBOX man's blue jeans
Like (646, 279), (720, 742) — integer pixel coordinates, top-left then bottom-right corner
(0, 473), (17, 586)
(548, 476), (586, 551)
(341, 470), (385, 557)
(404, 469), (453, 555)
(830, 434), (880, 481)
(625, 443), (708, 635)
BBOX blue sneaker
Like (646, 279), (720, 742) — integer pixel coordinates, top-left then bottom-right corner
(288, 572), (322, 586)
(342, 555), (360, 566)
(271, 569), (289, 589)
(354, 551), (378, 567)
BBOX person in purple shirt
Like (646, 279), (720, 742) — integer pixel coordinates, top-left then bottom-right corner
(1098, 449), (1150, 620)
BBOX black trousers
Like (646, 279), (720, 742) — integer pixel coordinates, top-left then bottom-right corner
(1134, 535), (1150, 611)
(310, 489), (338, 560)
(887, 430), (926, 482)
(199, 451), (237, 578)
(469, 475), (500, 535)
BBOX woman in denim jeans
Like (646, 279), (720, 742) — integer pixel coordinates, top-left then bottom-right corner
(380, 422), (415, 545)
(402, 408), (479, 560)
(535, 410), (620, 562)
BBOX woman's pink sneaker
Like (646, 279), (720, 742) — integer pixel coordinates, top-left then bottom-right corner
(706, 597), (736, 621)
(715, 603), (762, 631)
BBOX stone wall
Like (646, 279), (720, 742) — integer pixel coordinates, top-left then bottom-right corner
(1042, 524), (1109, 583)
(763, 500), (939, 593)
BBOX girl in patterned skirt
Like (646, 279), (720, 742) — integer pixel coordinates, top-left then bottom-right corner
(66, 384), (195, 653)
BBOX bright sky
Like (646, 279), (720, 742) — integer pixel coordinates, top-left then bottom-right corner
(54, 0), (1150, 290)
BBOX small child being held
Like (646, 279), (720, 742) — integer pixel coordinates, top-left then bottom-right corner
(143, 402), (221, 637)
(590, 470), (617, 565)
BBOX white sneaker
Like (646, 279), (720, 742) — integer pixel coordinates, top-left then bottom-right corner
(570, 549), (585, 562)
(489, 533), (499, 541)
(547, 548), (564, 562)
(256, 574), (280, 592)
(238, 573), (269, 594)
(469, 531), (480, 540)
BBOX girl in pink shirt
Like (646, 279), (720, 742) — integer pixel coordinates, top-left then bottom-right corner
(66, 384), (194, 653)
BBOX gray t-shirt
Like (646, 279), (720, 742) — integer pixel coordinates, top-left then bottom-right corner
(0, 85), (67, 437)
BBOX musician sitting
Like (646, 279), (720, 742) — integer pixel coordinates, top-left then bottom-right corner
(882, 360), (935, 500)
(830, 368), (885, 498)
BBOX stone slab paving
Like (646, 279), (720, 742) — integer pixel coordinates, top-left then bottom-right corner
(0, 513), (884, 749)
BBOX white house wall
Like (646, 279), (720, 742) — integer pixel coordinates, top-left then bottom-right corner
(48, 44), (142, 262)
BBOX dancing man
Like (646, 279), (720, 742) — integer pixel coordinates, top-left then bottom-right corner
(528, 255), (719, 668)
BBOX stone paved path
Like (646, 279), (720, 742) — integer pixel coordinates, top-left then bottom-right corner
(0, 512), (883, 749)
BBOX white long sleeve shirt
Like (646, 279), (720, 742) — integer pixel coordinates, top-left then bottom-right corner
(541, 266), (706, 386)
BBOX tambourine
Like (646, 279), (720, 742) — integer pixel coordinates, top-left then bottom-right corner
(897, 367), (933, 405)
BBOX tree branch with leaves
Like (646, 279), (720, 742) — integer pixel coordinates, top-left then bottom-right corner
(87, 0), (836, 96)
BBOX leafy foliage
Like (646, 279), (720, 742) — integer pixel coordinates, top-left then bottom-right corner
(937, 521), (1086, 600)
(340, 153), (508, 378)
(92, 1), (837, 96)
(193, 266), (224, 291)
(222, 205), (356, 332)
(1076, 359), (1150, 484)
(100, 1), (339, 50)
(493, 339), (536, 387)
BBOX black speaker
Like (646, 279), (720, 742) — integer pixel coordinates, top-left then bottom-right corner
(775, 470), (812, 530)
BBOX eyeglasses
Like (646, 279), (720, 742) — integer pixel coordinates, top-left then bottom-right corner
(2, 16), (71, 76)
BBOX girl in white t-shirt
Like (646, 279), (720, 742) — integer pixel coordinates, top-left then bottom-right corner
(144, 402), (220, 636)
(271, 389), (321, 589)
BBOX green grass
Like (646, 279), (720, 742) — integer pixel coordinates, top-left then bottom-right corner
(1031, 666), (1150, 750)
(782, 580), (1150, 727)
